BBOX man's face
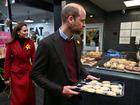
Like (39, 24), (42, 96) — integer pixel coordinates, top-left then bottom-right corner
(71, 10), (86, 34)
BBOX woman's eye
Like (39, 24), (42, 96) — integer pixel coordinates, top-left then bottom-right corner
(23, 30), (28, 32)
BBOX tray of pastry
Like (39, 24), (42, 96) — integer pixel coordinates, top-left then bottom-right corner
(96, 66), (140, 75)
(96, 58), (140, 74)
(96, 66), (126, 73)
(74, 79), (124, 97)
(81, 57), (97, 67)
(124, 66), (140, 74)
(80, 51), (103, 67)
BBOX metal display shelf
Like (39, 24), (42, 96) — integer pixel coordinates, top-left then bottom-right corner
(88, 67), (140, 80)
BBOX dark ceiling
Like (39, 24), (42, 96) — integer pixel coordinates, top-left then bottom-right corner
(90, 0), (140, 12)
(90, 0), (126, 12)
(1, 0), (140, 23)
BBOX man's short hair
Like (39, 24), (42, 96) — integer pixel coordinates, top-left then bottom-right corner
(61, 3), (83, 23)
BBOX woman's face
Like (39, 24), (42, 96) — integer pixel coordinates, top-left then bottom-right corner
(17, 25), (28, 38)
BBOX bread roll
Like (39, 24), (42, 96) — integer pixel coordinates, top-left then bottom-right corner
(110, 62), (117, 69)
(81, 85), (92, 90)
(86, 88), (95, 93)
(102, 81), (111, 84)
(100, 87), (110, 91)
(107, 91), (116, 96)
(102, 83), (110, 87)
(95, 89), (104, 94)
(111, 88), (122, 95)
(104, 62), (111, 68)
(110, 85), (120, 89)
(117, 64), (125, 70)
(132, 67), (140, 72)
(93, 85), (101, 89)
(88, 80), (98, 85)
(125, 66), (133, 71)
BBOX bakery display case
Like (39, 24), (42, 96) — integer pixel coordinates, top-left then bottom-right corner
(80, 54), (140, 105)
(77, 67), (140, 105)
(96, 58), (140, 74)
(81, 51), (102, 67)
(82, 51), (140, 74)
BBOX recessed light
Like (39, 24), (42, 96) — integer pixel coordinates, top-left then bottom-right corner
(90, 15), (93, 18)
(124, 0), (140, 7)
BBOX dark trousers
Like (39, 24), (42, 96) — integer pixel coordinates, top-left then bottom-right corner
(44, 93), (82, 105)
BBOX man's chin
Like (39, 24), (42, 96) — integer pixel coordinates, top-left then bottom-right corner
(74, 31), (82, 35)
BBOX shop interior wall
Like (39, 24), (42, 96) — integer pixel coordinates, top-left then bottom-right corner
(103, 9), (140, 53)
(103, 9), (140, 60)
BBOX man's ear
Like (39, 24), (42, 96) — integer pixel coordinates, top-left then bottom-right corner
(68, 16), (74, 23)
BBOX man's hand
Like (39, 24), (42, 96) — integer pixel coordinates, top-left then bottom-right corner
(86, 75), (100, 80)
(62, 86), (80, 98)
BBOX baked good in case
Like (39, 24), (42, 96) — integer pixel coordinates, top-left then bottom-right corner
(102, 81), (111, 84)
(110, 85), (120, 89)
(95, 89), (105, 94)
(86, 88), (95, 93)
(102, 83), (111, 87)
(132, 67), (140, 72)
(111, 88), (122, 95)
(107, 91), (117, 96)
(100, 87), (110, 91)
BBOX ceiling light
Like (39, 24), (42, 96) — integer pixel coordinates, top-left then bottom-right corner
(24, 18), (34, 23)
(0, 23), (4, 26)
(12, 21), (17, 25)
(90, 15), (93, 18)
(24, 10), (34, 23)
(124, 0), (140, 7)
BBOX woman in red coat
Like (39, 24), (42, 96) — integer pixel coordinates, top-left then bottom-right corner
(4, 22), (35, 105)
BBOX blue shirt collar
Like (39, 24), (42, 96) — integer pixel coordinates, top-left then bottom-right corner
(59, 28), (74, 41)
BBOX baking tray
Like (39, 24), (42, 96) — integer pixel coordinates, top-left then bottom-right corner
(96, 66), (140, 75)
(74, 79), (125, 97)
(82, 62), (97, 67)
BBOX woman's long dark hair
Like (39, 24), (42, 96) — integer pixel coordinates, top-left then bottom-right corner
(10, 22), (27, 42)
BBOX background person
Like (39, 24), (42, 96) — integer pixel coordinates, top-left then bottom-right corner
(32, 3), (99, 105)
(4, 22), (36, 105)
(30, 31), (38, 50)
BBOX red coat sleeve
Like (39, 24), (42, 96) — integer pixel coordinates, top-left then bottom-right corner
(4, 44), (12, 80)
